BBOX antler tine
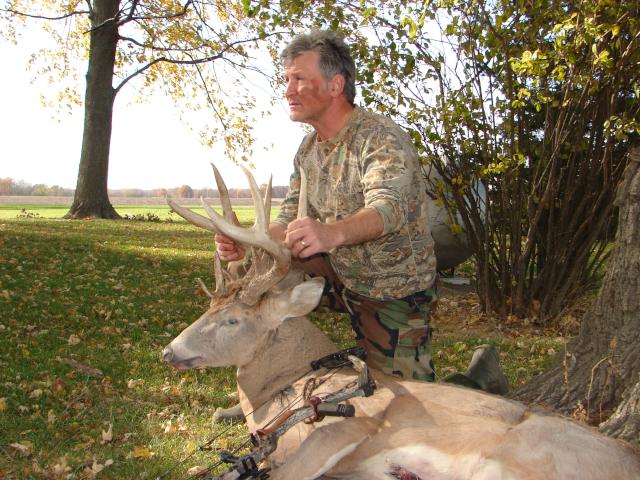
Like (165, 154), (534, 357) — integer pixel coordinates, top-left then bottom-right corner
(210, 163), (235, 223)
(196, 277), (215, 299)
(264, 175), (273, 222)
(167, 196), (220, 234)
(213, 252), (226, 296)
(239, 165), (269, 233)
(198, 168), (290, 267)
(298, 167), (308, 219)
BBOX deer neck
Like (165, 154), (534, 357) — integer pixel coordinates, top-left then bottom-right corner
(236, 315), (338, 416)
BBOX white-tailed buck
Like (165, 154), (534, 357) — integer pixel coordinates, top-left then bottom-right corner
(162, 165), (640, 480)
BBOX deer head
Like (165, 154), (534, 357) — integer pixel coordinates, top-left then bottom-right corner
(161, 165), (320, 370)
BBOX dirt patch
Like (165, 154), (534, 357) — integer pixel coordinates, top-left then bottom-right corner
(434, 282), (587, 339)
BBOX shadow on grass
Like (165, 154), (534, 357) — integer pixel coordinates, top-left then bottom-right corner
(0, 219), (246, 479)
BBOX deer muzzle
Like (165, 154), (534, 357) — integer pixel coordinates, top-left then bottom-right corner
(161, 346), (203, 370)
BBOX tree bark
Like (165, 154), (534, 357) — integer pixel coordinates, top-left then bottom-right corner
(515, 148), (640, 443)
(65, 0), (120, 219)
(600, 376), (640, 443)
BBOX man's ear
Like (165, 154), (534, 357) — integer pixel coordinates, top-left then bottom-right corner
(265, 277), (326, 325)
(329, 74), (345, 98)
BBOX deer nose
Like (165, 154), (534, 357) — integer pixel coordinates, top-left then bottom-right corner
(162, 346), (173, 363)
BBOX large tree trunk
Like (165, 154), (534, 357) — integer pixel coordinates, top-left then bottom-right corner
(600, 376), (640, 443)
(515, 148), (640, 442)
(65, 0), (120, 219)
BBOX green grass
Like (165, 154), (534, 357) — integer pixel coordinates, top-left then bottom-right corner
(0, 216), (565, 479)
(433, 333), (563, 388)
(0, 219), (246, 479)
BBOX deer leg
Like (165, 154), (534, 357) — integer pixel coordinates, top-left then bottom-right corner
(268, 417), (378, 480)
(212, 403), (244, 423)
(213, 391), (245, 424)
(442, 345), (509, 395)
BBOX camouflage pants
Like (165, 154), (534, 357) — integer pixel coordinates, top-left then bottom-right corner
(295, 255), (437, 382)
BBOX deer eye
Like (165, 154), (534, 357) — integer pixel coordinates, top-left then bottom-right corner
(227, 318), (239, 326)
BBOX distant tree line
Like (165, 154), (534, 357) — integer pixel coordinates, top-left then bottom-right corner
(0, 178), (75, 196)
(0, 178), (289, 199)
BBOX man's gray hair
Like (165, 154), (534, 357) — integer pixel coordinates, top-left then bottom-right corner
(281, 30), (356, 105)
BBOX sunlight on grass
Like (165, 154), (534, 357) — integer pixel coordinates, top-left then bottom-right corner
(0, 219), (249, 478)
(0, 204), (280, 221)
(0, 217), (568, 478)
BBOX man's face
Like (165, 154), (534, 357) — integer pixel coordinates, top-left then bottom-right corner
(284, 50), (333, 125)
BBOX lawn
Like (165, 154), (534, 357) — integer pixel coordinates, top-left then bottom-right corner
(0, 215), (565, 479)
(0, 203), (264, 223)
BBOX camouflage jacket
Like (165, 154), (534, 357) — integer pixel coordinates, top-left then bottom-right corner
(274, 107), (437, 300)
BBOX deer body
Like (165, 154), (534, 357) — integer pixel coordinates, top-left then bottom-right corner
(164, 276), (640, 480)
(162, 165), (640, 479)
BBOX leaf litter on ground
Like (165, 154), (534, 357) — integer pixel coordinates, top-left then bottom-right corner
(0, 217), (571, 478)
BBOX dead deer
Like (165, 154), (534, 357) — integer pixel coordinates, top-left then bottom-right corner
(162, 165), (640, 480)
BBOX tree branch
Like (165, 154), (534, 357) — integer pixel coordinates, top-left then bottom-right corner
(118, 34), (205, 53)
(117, 0), (192, 25)
(1, 7), (89, 21)
(194, 61), (228, 130)
(89, 0), (192, 34)
(124, 0), (140, 23)
(113, 33), (282, 94)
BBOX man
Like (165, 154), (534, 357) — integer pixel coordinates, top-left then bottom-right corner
(216, 30), (438, 382)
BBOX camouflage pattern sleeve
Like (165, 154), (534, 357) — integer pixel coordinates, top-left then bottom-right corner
(274, 107), (436, 300)
(361, 129), (414, 236)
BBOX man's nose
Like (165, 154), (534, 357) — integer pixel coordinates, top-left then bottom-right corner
(285, 79), (295, 97)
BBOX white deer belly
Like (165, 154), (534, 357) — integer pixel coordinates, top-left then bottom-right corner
(352, 445), (510, 480)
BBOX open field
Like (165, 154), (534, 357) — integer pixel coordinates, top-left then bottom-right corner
(0, 214), (565, 479)
(0, 197), (286, 206)
(0, 198), (284, 221)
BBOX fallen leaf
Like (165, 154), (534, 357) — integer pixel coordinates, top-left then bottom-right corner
(85, 457), (114, 477)
(127, 379), (144, 389)
(29, 389), (43, 399)
(131, 446), (154, 459)
(51, 378), (65, 394)
(68, 334), (81, 345)
(60, 358), (103, 378)
(187, 466), (208, 476)
(101, 424), (113, 444)
(10, 441), (33, 457)
(47, 409), (56, 424)
(163, 419), (177, 434)
(50, 456), (70, 475)
(0, 398), (7, 412)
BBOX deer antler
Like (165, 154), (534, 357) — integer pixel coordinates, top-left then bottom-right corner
(167, 164), (293, 306)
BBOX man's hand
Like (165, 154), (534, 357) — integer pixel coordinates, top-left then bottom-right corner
(284, 217), (343, 258)
(285, 209), (384, 258)
(214, 211), (245, 261)
(214, 233), (246, 261)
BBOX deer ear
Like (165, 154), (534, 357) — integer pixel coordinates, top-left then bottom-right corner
(268, 277), (325, 322)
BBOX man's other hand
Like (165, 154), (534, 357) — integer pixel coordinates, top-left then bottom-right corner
(284, 217), (341, 258)
(214, 233), (246, 261)
(214, 211), (245, 261)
